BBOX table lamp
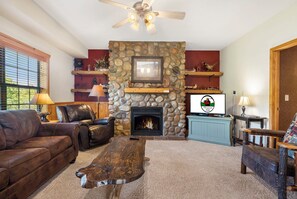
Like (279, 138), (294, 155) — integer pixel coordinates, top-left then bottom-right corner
(30, 93), (54, 122)
(238, 96), (250, 116)
(89, 84), (105, 102)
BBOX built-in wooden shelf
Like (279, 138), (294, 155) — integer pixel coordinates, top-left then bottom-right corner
(184, 71), (223, 76)
(71, 89), (91, 93)
(71, 70), (108, 75)
(71, 87), (108, 93)
(124, 88), (170, 94)
(185, 89), (222, 94)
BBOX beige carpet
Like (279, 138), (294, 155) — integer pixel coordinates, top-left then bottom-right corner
(29, 140), (297, 199)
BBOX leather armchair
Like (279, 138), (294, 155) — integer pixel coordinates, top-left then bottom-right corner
(241, 115), (297, 199)
(56, 104), (115, 150)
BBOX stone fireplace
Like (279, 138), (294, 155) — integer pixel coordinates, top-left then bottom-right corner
(108, 41), (186, 137)
(131, 107), (163, 136)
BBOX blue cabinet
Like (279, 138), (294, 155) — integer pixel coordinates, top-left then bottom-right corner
(187, 115), (232, 146)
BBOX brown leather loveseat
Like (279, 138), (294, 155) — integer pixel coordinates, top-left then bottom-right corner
(56, 104), (115, 150)
(0, 110), (79, 199)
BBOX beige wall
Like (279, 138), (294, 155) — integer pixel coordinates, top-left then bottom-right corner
(0, 16), (74, 102)
(220, 2), (297, 127)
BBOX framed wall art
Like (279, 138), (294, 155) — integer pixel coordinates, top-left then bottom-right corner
(131, 56), (163, 83)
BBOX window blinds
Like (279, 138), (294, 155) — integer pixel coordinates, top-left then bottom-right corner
(0, 47), (48, 110)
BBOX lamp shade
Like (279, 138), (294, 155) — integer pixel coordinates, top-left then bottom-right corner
(238, 96), (250, 106)
(30, 93), (54, 105)
(89, 85), (105, 97)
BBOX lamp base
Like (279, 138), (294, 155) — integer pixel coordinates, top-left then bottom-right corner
(241, 106), (246, 116)
(39, 112), (50, 122)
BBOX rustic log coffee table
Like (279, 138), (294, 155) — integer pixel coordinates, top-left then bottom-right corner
(76, 136), (148, 199)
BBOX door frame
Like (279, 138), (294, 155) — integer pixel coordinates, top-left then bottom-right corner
(270, 38), (297, 130)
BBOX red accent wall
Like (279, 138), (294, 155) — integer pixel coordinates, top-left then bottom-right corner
(74, 50), (220, 110)
(185, 51), (220, 115)
(74, 50), (109, 102)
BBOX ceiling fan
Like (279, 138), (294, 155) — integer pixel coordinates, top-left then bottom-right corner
(99, 0), (186, 33)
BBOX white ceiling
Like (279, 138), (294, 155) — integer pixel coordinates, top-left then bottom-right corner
(33, 0), (297, 51)
(1, 0), (297, 56)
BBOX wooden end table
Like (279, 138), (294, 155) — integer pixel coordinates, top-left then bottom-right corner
(76, 136), (148, 199)
(232, 114), (266, 146)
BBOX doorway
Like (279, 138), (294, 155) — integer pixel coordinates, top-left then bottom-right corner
(270, 38), (297, 130)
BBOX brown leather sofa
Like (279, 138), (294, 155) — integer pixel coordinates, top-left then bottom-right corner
(0, 110), (79, 199)
(56, 104), (115, 150)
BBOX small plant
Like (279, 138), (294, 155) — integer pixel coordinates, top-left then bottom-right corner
(94, 56), (109, 70)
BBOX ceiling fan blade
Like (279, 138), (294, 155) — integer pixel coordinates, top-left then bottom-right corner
(99, 0), (132, 10)
(112, 18), (130, 28)
(142, 0), (154, 8)
(154, 11), (186, 20)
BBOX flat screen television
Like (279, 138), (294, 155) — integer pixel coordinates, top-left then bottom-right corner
(190, 94), (226, 116)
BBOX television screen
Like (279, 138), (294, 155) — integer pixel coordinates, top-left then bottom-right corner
(190, 94), (226, 116)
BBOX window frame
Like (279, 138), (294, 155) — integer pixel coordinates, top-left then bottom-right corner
(0, 33), (50, 110)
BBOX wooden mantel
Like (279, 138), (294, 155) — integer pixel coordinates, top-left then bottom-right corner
(124, 88), (170, 94)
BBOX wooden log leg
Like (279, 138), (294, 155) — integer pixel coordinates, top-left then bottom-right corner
(288, 152), (297, 191)
(241, 162), (247, 174)
(278, 147), (288, 199)
(109, 185), (123, 199)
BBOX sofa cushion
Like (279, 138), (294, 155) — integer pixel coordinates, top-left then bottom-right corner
(0, 168), (9, 191)
(0, 126), (6, 150)
(65, 104), (94, 122)
(0, 110), (41, 147)
(12, 136), (72, 158)
(0, 148), (50, 184)
(243, 145), (295, 176)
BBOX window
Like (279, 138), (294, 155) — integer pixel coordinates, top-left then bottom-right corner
(0, 33), (50, 111)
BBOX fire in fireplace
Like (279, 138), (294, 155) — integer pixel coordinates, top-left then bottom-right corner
(131, 107), (163, 136)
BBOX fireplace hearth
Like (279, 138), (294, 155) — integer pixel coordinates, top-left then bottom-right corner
(131, 107), (163, 136)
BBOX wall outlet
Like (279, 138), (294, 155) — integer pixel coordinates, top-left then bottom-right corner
(233, 91), (236, 95)
(285, 94), (289, 101)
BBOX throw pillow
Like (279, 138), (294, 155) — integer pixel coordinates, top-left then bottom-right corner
(283, 115), (297, 159)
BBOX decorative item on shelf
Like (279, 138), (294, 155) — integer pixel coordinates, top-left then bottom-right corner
(94, 56), (109, 71)
(238, 96), (250, 116)
(74, 58), (83, 70)
(207, 87), (219, 90)
(92, 77), (98, 86)
(89, 84), (105, 102)
(185, 84), (198, 89)
(30, 93), (54, 122)
(201, 61), (216, 71)
(196, 65), (202, 71)
(127, 80), (132, 88)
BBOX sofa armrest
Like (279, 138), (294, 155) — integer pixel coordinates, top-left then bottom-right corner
(37, 123), (80, 155)
(278, 142), (297, 150)
(93, 117), (115, 125)
(244, 128), (286, 138)
(93, 119), (108, 125)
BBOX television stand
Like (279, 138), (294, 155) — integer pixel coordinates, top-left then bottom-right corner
(187, 115), (232, 146)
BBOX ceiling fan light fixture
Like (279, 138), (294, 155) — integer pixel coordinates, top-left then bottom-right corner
(144, 12), (155, 23)
(128, 12), (139, 23)
(145, 22), (155, 31)
(131, 22), (140, 31)
(99, 0), (186, 33)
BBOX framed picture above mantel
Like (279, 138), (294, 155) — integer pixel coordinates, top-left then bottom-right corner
(131, 56), (163, 83)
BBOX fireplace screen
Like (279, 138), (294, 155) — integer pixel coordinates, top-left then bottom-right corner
(131, 107), (163, 136)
